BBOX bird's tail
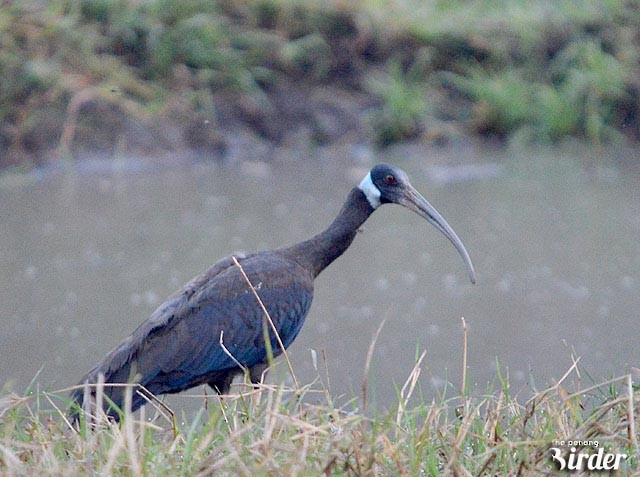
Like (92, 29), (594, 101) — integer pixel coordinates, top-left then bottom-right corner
(68, 383), (93, 425)
(68, 376), (147, 425)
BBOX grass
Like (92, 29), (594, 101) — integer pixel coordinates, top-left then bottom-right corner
(2, 329), (639, 474)
(366, 61), (429, 147)
(1, 0), (640, 168)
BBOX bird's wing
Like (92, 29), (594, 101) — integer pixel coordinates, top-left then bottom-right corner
(80, 252), (313, 391)
(79, 253), (246, 384)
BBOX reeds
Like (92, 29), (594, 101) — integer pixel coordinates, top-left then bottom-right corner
(1, 346), (638, 475)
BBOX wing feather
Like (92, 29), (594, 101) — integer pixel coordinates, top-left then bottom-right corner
(77, 254), (245, 385)
(74, 252), (313, 409)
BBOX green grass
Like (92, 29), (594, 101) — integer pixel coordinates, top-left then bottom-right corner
(1, 358), (639, 475)
(366, 61), (429, 146)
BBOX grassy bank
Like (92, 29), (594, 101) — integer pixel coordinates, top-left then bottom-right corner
(2, 0), (639, 168)
(1, 362), (639, 475)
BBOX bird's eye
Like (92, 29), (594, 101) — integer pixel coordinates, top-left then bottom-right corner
(384, 175), (396, 185)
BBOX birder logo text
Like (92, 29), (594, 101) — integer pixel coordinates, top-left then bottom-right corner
(549, 440), (627, 471)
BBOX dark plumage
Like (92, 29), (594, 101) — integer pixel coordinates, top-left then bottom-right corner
(71, 163), (475, 420)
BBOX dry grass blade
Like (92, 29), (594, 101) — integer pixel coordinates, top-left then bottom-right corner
(525, 357), (581, 406)
(42, 391), (74, 431)
(322, 349), (332, 396)
(219, 330), (249, 381)
(0, 443), (22, 470)
(396, 350), (426, 426)
(565, 375), (629, 402)
(123, 385), (142, 476)
(461, 316), (468, 404)
(0, 394), (31, 418)
(628, 374), (639, 452)
(95, 373), (105, 430)
(362, 319), (386, 414)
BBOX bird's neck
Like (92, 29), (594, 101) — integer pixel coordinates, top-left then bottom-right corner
(282, 187), (375, 278)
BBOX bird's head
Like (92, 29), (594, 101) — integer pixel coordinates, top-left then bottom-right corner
(359, 163), (476, 284)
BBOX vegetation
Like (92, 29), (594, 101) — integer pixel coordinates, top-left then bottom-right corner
(1, 358), (639, 475)
(1, 0), (639, 168)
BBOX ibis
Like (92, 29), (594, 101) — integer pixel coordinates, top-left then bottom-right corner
(71, 163), (475, 420)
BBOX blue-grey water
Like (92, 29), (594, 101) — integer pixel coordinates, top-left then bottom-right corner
(1, 143), (639, 415)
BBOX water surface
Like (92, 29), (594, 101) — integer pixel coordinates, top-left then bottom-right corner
(1, 144), (639, 413)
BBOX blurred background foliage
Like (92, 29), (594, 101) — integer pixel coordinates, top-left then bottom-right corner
(1, 0), (639, 167)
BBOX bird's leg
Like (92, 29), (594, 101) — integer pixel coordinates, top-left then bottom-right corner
(207, 371), (235, 395)
(247, 362), (269, 408)
(249, 362), (269, 388)
(206, 363), (267, 397)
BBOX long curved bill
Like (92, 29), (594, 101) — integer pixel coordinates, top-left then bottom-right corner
(399, 185), (476, 284)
